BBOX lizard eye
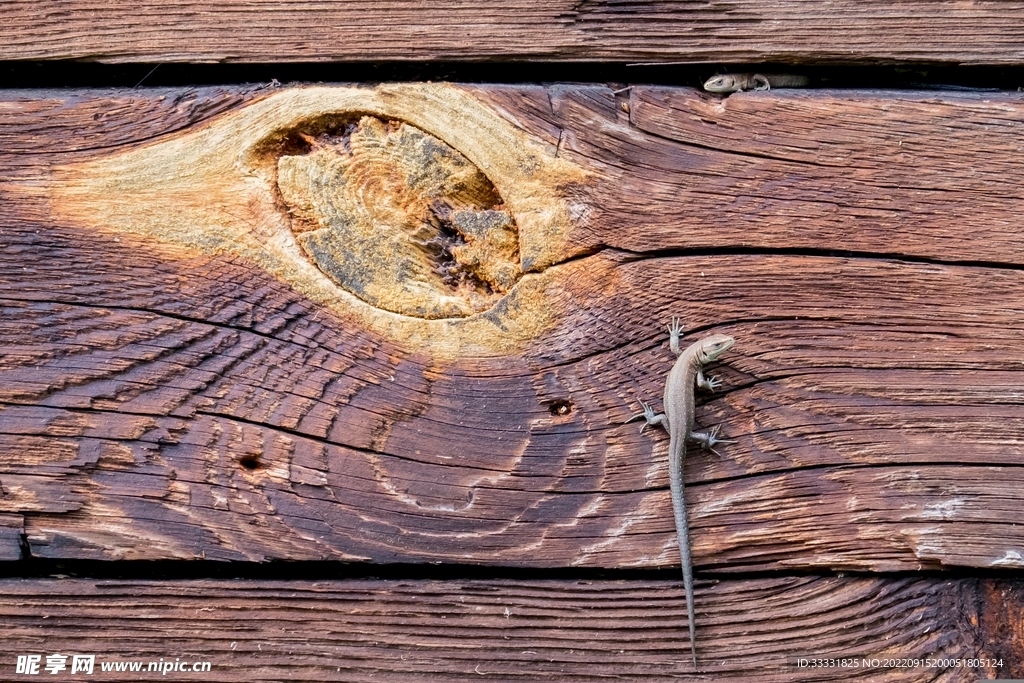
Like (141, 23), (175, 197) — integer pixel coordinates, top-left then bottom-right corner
(703, 337), (735, 360)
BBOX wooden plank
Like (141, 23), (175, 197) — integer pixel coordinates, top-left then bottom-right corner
(1, 84), (1024, 571)
(9, 85), (1024, 266)
(540, 85), (1024, 265)
(0, 514), (24, 561)
(3, 1), (1024, 65)
(0, 575), (1015, 681)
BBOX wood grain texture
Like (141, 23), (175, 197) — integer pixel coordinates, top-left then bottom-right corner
(2, 85), (1024, 572)
(3, 0), (1024, 65)
(0, 576), (1015, 681)
(541, 85), (1024, 265)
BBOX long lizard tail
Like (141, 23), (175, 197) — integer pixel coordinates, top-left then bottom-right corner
(677, 491), (697, 667)
(669, 449), (697, 667)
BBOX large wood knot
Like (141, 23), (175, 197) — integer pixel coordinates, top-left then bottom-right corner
(277, 116), (520, 319)
(52, 85), (594, 356)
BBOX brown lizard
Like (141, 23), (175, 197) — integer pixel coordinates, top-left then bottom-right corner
(630, 318), (735, 666)
(703, 73), (809, 93)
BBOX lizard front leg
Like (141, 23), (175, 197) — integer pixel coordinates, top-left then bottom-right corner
(695, 368), (722, 392)
(668, 317), (685, 356)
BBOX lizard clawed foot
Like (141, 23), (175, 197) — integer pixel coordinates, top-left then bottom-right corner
(626, 401), (666, 434)
(697, 372), (723, 392)
(689, 424), (735, 456)
(667, 317), (685, 355)
(625, 401), (652, 433)
(705, 424), (736, 447)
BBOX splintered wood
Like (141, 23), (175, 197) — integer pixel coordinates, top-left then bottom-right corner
(1, 84), (1024, 575)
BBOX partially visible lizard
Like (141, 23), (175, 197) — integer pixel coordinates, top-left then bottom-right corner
(703, 73), (809, 93)
(630, 319), (735, 666)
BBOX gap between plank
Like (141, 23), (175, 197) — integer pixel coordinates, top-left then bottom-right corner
(1, 61), (1023, 91)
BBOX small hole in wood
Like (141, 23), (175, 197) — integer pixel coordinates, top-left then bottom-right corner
(239, 454), (261, 470)
(548, 400), (573, 416)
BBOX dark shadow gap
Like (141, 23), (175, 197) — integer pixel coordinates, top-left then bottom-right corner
(614, 245), (1024, 273)
(1, 60), (1023, 91)
(1, 558), (1022, 582)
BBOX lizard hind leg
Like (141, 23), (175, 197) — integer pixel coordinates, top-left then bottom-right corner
(689, 424), (735, 457)
(626, 401), (667, 434)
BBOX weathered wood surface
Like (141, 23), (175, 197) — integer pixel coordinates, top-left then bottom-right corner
(4, 0), (1024, 65)
(1, 575), (1018, 681)
(2, 84), (1024, 572)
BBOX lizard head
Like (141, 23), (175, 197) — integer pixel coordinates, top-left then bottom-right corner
(702, 75), (739, 93)
(697, 334), (735, 364)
